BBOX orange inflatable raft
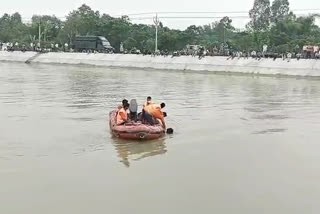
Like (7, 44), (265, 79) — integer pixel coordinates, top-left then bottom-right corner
(109, 110), (165, 140)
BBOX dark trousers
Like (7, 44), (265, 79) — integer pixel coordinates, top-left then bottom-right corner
(142, 110), (155, 125)
(130, 112), (137, 121)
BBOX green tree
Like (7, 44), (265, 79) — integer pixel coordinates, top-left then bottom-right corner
(159, 28), (180, 51)
(59, 4), (100, 43)
(184, 25), (203, 44)
(213, 16), (235, 43)
(271, 0), (290, 23)
(0, 13), (28, 43)
(123, 37), (137, 50)
(249, 0), (271, 31)
(98, 15), (131, 51)
(1, 2), (319, 54)
(231, 31), (255, 52)
(29, 15), (62, 44)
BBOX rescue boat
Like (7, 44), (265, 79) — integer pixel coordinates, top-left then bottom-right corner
(109, 110), (165, 140)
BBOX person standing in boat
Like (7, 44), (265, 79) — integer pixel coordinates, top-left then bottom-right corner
(143, 103), (166, 129)
(117, 103), (130, 125)
(143, 96), (152, 107)
(129, 99), (138, 121)
(140, 96), (153, 122)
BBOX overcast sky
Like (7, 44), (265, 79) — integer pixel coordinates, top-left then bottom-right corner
(1, 0), (320, 29)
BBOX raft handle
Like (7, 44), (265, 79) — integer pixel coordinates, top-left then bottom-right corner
(139, 133), (145, 139)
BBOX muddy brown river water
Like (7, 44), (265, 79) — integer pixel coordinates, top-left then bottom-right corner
(1, 62), (320, 214)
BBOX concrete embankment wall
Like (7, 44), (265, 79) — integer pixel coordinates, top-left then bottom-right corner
(1, 51), (320, 77)
(0, 51), (37, 62)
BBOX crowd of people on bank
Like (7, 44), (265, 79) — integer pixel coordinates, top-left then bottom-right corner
(0, 42), (73, 53)
(225, 50), (320, 61)
(116, 97), (167, 130)
(2, 41), (320, 61)
(168, 48), (320, 61)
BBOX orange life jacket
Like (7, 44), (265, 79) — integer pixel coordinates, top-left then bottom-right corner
(143, 100), (152, 108)
(144, 104), (157, 113)
(144, 104), (163, 119)
(116, 107), (127, 125)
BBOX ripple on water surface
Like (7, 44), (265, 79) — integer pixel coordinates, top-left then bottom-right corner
(1, 63), (320, 214)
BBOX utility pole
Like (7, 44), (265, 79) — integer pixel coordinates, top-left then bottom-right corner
(223, 25), (226, 44)
(153, 14), (159, 53)
(223, 21), (226, 45)
(38, 18), (41, 48)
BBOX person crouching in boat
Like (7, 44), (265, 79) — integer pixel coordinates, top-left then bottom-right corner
(143, 103), (166, 129)
(118, 99), (128, 110)
(117, 103), (130, 125)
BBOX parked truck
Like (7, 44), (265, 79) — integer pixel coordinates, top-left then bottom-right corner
(72, 36), (114, 53)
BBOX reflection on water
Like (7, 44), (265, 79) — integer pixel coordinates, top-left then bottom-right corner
(112, 138), (167, 167)
(252, 128), (288, 135)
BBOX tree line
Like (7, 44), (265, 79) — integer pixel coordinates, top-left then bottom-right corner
(0, 0), (319, 53)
